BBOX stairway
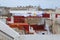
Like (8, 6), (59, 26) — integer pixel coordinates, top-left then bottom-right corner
(0, 20), (20, 40)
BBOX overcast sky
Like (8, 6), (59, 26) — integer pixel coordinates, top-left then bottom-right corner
(0, 0), (60, 9)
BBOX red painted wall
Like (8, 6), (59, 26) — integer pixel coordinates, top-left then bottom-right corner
(6, 18), (11, 21)
(14, 16), (25, 23)
(31, 25), (45, 30)
(56, 14), (60, 18)
(42, 13), (50, 18)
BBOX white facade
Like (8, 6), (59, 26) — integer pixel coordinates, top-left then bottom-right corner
(10, 11), (44, 17)
(0, 7), (9, 15)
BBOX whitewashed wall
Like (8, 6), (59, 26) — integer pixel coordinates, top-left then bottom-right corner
(19, 35), (60, 40)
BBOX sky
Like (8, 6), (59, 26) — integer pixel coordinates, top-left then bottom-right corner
(0, 0), (60, 9)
